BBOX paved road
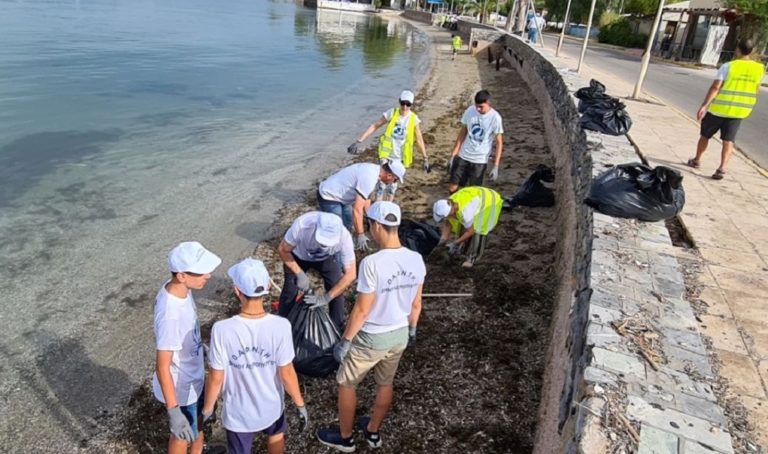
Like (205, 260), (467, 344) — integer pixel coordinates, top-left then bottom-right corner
(545, 34), (768, 170)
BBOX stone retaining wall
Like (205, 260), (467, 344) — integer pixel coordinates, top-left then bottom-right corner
(401, 10), (433, 24)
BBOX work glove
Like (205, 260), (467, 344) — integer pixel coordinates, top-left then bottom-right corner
(408, 326), (417, 347)
(295, 271), (310, 294)
(201, 409), (216, 434)
(489, 165), (499, 181)
(447, 156), (455, 174)
(347, 141), (360, 155)
(355, 233), (371, 252)
(296, 405), (309, 432)
(167, 406), (195, 443)
(423, 157), (431, 173)
(447, 241), (462, 256)
(305, 293), (332, 309)
(333, 338), (352, 363)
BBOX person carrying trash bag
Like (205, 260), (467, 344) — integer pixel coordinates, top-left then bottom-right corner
(317, 159), (406, 251)
(316, 201), (425, 453)
(202, 258), (308, 454)
(277, 211), (357, 330)
(432, 186), (503, 268)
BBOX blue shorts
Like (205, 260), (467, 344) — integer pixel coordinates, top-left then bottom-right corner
(226, 414), (287, 454)
(178, 394), (204, 441)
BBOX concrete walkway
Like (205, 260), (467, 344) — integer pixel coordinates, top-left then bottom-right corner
(553, 50), (768, 448)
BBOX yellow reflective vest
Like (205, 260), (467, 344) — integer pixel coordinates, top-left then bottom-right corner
(448, 187), (503, 236)
(378, 108), (416, 167)
(708, 59), (765, 119)
(452, 36), (462, 50)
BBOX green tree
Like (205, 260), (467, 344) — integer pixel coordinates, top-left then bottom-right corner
(623, 0), (658, 17)
(723, 0), (768, 45)
(545, 0), (610, 23)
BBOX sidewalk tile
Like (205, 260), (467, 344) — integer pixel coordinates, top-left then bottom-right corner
(734, 395), (768, 448)
(714, 349), (766, 399)
(739, 320), (768, 360)
(698, 247), (767, 273)
(638, 424), (679, 454)
(707, 265), (768, 296)
(697, 315), (748, 355)
(697, 287), (733, 318)
(724, 292), (768, 323)
(758, 361), (768, 389)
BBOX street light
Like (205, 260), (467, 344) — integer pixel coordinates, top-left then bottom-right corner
(632, 0), (666, 98)
(576, 0), (597, 73)
(556, 0), (572, 57)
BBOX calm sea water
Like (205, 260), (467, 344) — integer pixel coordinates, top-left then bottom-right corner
(0, 0), (429, 447)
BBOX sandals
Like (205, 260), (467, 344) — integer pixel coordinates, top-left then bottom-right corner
(686, 158), (701, 169)
(712, 169), (726, 180)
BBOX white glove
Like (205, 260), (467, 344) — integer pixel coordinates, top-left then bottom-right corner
(489, 165), (499, 181)
(305, 293), (332, 309)
(447, 241), (462, 256)
(356, 233), (371, 251)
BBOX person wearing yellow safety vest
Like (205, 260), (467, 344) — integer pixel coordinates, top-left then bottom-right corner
(432, 186), (503, 268)
(688, 39), (765, 180)
(452, 34), (462, 60)
(347, 90), (429, 200)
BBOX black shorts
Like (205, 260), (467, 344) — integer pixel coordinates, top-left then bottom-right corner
(700, 112), (741, 142)
(449, 156), (486, 187)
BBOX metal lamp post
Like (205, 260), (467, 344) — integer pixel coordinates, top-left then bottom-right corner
(632, 0), (666, 98)
(576, 0), (597, 73)
(556, 0), (572, 57)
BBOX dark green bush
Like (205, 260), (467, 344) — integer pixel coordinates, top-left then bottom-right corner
(598, 19), (648, 48)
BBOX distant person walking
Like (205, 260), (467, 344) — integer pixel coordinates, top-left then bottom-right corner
(152, 241), (221, 454)
(202, 258), (308, 454)
(316, 201), (425, 453)
(447, 90), (504, 193)
(347, 89), (430, 179)
(317, 160), (405, 251)
(451, 34), (462, 60)
(433, 186), (503, 268)
(687, 39), (765, 180)
(527, 13), (545, 44)
(277, 211), (357, 329)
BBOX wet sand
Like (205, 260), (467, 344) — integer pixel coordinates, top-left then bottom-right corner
(106, 20), (558, 454)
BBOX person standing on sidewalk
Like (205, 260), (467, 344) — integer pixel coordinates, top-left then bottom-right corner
(277, 211), (357, 329)
(451, 34), (462, 60)
(432, 186), (503, 268)
(316, 201), (425, 453)
(447, 90), (504, 193)
(347, 89), (430, 200)
(527, 13), (546, 44)
(202, 258), (308, 454)
(688, 39), (765, 180)
(153, 241), (222, 454)
(317, 160), (406, 251)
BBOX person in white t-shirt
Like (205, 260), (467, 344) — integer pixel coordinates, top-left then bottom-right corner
(316, 201), (426, 453)
(317, 160), (406, 252)
(153, 241), (222, 454)
(347, 90), (430, 174)
(202, 258), (308, 454)
(277, 211), (357, 329)
(448, 90), (505, 194)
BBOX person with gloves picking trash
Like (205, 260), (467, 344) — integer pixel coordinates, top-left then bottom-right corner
(202, 258), (308, 454)
(277, 211), (357, 330)
(433, 186), (503, 268)
(447, 90), (504, 193)
(316, 201), (425, 453)
(317, 159), (406, 252)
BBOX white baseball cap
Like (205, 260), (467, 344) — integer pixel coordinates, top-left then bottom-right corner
(227, 258), (271, 298)
(399, 90), (415, 103)
(383, 159), (406, 183)
(315, 212), (343, 246)
(433, 199), (452, 223)
(366, 201), (401, 227)
(167, 241), (222, 274)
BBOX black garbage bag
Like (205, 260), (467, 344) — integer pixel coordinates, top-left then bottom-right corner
(575, 79), (618, 114)
(580, 102), (633, 135)
(575, 79), (607, 100)
(287, 299), (341, 377)
(585, 163), (685, 222)
(507, 165), (555, 208)
(399, 219), (441, 257)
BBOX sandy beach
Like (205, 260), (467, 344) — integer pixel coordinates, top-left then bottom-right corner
(97, 18), (558, 453)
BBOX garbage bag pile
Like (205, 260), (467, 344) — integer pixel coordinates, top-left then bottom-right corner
(399, 219), (442, 257)
(505, 165), (555, 208)
(585, 163), (685, 222)
(576, 79), (633, 136)
(287, 298), (341, 377)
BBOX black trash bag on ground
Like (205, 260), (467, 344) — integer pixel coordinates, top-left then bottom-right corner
(575, 79), (615, 113)
(506, 165), (555, 208)
(580, 102), (633, 135)
(585, 163), (685, 222)
(399, 219), (441, 257)
(287, 299), (341, 377)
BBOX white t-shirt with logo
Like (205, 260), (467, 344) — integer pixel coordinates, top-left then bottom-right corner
(458, 106), (504, 164)
(284, 212), (355, 266)
(460, 197), (482, 229)
(208, 314), (295, 432)
(152, 283), (204, 406)
(382, 108), (421, 161)
(357, 247), (426, 334)
(319, 163), (381, 204)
